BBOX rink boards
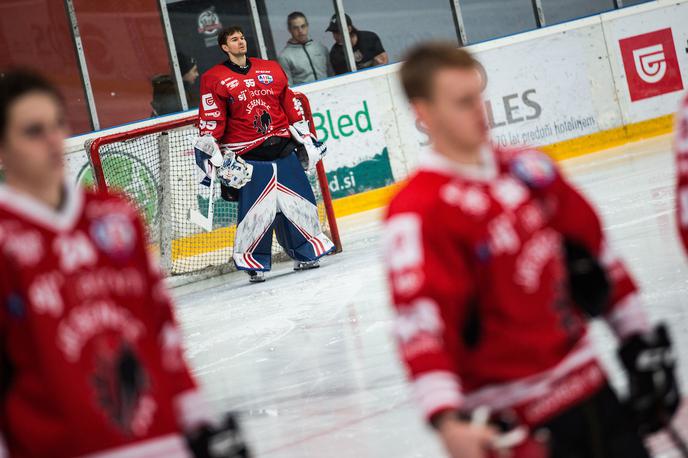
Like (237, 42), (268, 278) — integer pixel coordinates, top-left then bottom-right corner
(62, 1), (688, 223)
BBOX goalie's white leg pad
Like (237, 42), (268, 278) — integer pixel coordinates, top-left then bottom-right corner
(232, 161), (277, 271)
(274, 153), (334, 262)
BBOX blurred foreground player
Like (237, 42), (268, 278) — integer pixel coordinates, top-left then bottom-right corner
(194, 26), (333, 283)
(0, 71), (248, 457)
(383, 43), (680, 458)
(676, 92), (688, 254)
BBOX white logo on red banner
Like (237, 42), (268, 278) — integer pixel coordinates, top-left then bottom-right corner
(619, 28), (684, 102)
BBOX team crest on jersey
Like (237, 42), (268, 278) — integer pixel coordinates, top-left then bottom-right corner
(253, 110), (272, 134)
(90, 214), (136, 261)
(510, 151), (556, 189)
(257, 74), (273, 85)
(91, 339), (153, 436)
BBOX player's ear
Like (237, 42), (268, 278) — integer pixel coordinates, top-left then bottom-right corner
(221, 43), (230, 54)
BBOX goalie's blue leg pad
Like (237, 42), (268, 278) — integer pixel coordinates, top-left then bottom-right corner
(232, 160), (277, 271)
(273, 153), (334, 262)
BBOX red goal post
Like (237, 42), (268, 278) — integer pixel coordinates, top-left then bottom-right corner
(85, 114), (342, 276)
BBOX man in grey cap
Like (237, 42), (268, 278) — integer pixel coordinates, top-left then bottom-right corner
(278, 12), (332, 85)
(327, 13), (388, 75)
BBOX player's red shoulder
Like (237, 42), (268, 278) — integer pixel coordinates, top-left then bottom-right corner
(0, 184), (204, 457)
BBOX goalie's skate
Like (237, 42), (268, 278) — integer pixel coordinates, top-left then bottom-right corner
(294, 260), (320, 271)
(247, 270), (265, 283)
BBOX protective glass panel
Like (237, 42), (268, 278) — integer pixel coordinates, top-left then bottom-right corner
(0, 0), (91, 134)
(325, 0), (459, 74)
(460, 0), (538, 44)
(258, 1), (335, 85)
(73, 0), (176, 127)
(622, 0), (655, 5)
(165, 0), (263, 112)
(540, 0), (616, 25)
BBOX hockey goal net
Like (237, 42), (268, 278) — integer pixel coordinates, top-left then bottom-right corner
(85, 115), (342, 276)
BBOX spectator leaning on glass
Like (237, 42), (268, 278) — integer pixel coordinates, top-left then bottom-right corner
(327, 13), (388, 75)
(278, 12), (332, 85)
(151, 52), (200, 116)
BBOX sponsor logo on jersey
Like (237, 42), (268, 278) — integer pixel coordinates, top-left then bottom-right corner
(238, 91), (247, 102)
(221, 77), (240, 90)
(4, 228), (44, 267)
(244, 78), (256, 88)
(90, 213), (136, 261)
(293, 97), (305, 117)
(492, 178), (528, 210)
(245, 98), (270, 115)
(201, 93), (218, 111)
(57, 301), (145, 362)
(441, 183), (490, 217)
(54, 231), (98, 273)
(205, 110), (222, 118)
(29, 272), (64, 317)
(249, 88), (274, 97)
(619, 28), (683, 102)
(257, 74), (273, 85)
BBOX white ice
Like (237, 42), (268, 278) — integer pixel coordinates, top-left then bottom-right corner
(172, 135), (688, 457)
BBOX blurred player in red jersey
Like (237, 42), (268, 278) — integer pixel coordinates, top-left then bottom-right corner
(383, 43), (680, 458)
(0, 70), (248, 457)
(676, 92), (688, 253)
(194, 26), (333, 283)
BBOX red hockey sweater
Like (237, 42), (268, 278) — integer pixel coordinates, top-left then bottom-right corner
(383, 146), (649, 427)
(198, 57), (304, 156)
(0, 184), (209, 457)
(676, 93), (688, 254)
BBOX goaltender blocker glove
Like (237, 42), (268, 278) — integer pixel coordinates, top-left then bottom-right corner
(618, 323), (681, 435)
(186, 413), (251, 458)
(217, 153), (253, 189)
(289, 120), (327, 172)
(193, 135), (224, 186)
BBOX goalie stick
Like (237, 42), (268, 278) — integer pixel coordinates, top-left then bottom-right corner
(188, 162), (216, 232)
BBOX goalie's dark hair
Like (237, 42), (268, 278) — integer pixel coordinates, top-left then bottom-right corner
(0, 70), (64, 142)
(218, 25), (245, 53)
(400, 42), (480, 101)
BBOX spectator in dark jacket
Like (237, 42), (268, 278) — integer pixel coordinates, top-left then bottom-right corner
(151, 52), (199, 116)
(327, 14), (388, 75)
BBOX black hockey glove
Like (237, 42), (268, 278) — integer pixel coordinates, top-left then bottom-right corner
(186, 413), (251, 458)
(618, 323), (680, 435)
(564, 239), (610, 318)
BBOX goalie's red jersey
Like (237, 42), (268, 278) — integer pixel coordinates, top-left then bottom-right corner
(383, 146), (649, 427)
(0, 184), (208, 457)
(198, 57), (303, 156)
(676, 93), (688, 254)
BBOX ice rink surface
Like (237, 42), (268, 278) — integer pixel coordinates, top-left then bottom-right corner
(173, 135), (688, 457)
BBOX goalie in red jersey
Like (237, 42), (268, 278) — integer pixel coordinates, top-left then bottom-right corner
(0, 71), (248, 457)
(383, 43), (680, 458)
(194, 26), (334, 283)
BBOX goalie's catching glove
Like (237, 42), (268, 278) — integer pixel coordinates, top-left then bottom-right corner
(289, 120), (327, 171)
(217, 153), (253, 189)
(618, 323), (680, 435)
